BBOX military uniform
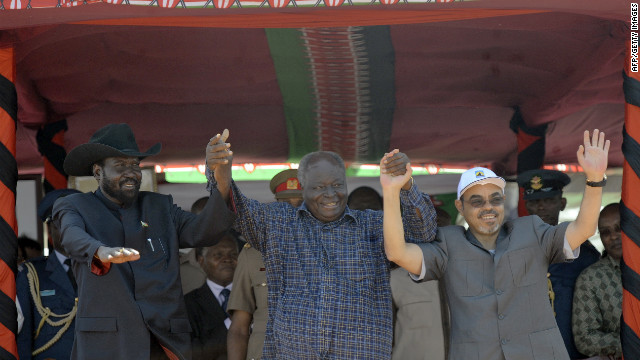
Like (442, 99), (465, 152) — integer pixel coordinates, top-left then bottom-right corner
(390, 267), (446, 360)
(17, 253), (77, 360)
(227, 243), (268, 360)
(17, 188), (82, 360)
(517, 169), (601, 359)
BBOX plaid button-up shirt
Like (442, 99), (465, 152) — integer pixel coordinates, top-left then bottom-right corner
(230, 182), (436, 359)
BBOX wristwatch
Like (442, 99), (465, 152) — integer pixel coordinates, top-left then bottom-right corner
(586, 174), (607, 187)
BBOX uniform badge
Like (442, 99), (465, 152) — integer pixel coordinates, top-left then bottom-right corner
(287, 178), (299, 190)
(530, 176), (543, 190)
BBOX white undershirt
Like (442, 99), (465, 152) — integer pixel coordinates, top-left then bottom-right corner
(54, 250), (70, 272)
(206, 279), (233, 329)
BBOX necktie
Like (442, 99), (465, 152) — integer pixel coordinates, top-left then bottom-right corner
(64, 259), (78, 291)
(220, 288), (231, 316)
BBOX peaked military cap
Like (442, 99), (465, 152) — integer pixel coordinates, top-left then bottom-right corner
(516, 169), (571, 200)
(269, 169), (302, 200)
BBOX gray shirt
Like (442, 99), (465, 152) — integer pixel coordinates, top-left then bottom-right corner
(417, 216), (571, 360)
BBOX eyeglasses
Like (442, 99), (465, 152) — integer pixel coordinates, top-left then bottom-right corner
(464, 196), (505, 209)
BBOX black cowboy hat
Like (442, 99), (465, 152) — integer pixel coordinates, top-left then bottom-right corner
(63, 123), (161, 176)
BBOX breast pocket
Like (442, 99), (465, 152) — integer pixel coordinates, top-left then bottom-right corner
(508, 247), (542, 287)
(529, 328), (566, 359)
(449, 259), (484, 297)
(141, 237), (169, 271)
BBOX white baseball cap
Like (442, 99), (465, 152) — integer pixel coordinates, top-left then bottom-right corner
(457, 167), (506, 199)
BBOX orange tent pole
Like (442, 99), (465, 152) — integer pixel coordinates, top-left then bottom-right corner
(0, 46), (18, 360)
(37, 119), (69, 193)
(622, 32), (640, 359)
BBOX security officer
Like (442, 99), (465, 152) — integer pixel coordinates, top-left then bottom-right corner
(517, 169), (601, 360)
(17, 189), (80, 360)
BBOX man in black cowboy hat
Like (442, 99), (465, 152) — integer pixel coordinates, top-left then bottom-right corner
(53, 124), (236, 360)
(517, 169), (601, 360)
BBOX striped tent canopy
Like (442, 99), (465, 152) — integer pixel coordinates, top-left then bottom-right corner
(0, 1), (637, 360)
(0, 0), (628, 173)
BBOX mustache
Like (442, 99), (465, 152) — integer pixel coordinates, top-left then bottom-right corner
(119, 177), (140, 186)
(478, 210), (498, 219)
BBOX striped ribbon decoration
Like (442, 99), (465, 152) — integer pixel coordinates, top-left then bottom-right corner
(37, 119), (68, 193)
(621, 38), (640, 357)
(0, 46), (18, 360)
(301, 27), (374, 161)
(266, 26), (394, 163)
(509, 106), (547, 217)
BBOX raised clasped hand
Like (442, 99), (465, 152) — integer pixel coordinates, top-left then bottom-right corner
(577, 129), (610, 181)
(206, 129), (233, 171)
(380, 149), (413, 191)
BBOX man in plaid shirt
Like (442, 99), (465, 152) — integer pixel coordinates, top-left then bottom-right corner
(207, 134), (437, 359)
(572, 203), (622, 359)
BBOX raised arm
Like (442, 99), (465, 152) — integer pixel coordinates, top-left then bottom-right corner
(206, 129), (233, 203)
(566, 130), (610, 250)
(381, 151), (424, 275)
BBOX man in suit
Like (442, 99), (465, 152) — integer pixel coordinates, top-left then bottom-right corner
(517, 169), (601, 359)
(53, 124), (235, 360)
(382, 130), (609, 360)
(185, 231), (240, 360)
(17, 188), (80, 360)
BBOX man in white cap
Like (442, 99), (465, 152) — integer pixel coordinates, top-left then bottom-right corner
(381, 130), (610, 360)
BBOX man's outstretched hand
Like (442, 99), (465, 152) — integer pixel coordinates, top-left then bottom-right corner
(96, 246), (140, 264)
(577, 129), (610, 182)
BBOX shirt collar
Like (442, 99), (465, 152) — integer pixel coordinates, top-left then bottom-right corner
(95, 188), (122, 210)
(296, 202), (358, 224)
(464, 224), (509, 251)
(605, 254), (621, 268)
(206, 279), (232, 302)
(54, 250), (69, 267)
(94, 187), (135, 210)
